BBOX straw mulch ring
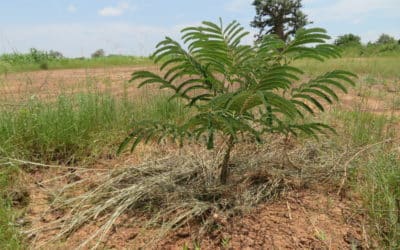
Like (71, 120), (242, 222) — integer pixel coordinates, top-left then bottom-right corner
(22, 137), (355, 249)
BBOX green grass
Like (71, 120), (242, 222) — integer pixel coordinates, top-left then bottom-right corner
(294, 57), (400, 78)
(0, 165), (23, 250)
(0, 89), (187, 248)
(0, 92), (187, 163)
(341, 44), (400, 57)
(332, 109), (399, 248)
(0, 51), (399, 248)
(0, 55), (152, 73)
(358, 152), (400, 248)
(336, 110), (389, 146)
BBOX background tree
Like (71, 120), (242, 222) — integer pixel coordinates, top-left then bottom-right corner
(251, 0), (310, 41)
(334, 34), (361, 46)
(48, 50), (64, 60)
(91, 49), (105, 58)
(375, 34), (396, 45)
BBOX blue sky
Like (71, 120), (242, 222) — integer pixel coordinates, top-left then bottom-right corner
(0, 0), (399, 57)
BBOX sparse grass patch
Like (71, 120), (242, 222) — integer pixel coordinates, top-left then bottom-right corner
(294, 57), (400, 78)
(334, 110), (389, 146)
(0, 164), (24, 249)
(330, 107), (399, 248)
(357, 150), (400, 249)
(0, 92), (186, 164)
(1, 54), (152, 73)
(391, 97), (400, 110)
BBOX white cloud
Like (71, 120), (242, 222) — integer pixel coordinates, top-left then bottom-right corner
(67, 4), (77, 13)
(225, 0), (252, 12)
(98, 2), (133, 17)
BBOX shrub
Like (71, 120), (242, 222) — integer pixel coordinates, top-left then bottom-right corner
(375, 34), (397, 45)
(48, 50), (64, 59)
(334, 33), (362, 47)
(120, 20), (356, 184)
(91, 49), (105, 58)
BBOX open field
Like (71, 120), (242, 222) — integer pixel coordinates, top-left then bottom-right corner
(0, 55), (152, 73)
(0, 56), (400, 249)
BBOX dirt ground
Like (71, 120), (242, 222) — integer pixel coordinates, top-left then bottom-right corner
(22, 150), (368, 250)
(163, 190), (366, 249)
(0, 66), (160, 101)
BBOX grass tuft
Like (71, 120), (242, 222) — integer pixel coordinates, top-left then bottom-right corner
(0, 164), (24, 249)
(358, 151), (400, 248)
(0, 92), (186, 164)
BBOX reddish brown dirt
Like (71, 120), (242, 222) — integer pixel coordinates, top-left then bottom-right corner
(24, 161), (367, 250)
(0, 66), (161, 101)
(161, 190), (367, 250)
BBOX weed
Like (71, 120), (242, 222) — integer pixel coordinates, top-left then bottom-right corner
(0, 164), (24, 249)
(364, 75), (377, 86)
(221, 237), (231, 248)
(336, 111), (388, 146)
(391, 97), (400, 110)
(0, 92), (185, 163)
(357, 151), (400, 249)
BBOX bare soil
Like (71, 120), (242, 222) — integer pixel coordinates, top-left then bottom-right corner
(23, 152), (367, 250)
(0, 66), (161, 101)
(160, 190), (367, 249)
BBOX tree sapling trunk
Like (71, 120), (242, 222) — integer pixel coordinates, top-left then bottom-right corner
(219, 136), (234, 185)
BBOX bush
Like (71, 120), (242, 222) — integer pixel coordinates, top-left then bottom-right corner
(0, 48), (64, 71)
(375, 34), (397, 45)
(334, 33), (361, 47)
(91, 49), (105, 58)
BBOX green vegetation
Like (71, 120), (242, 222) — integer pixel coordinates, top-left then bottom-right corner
(332, 32), (400, 57)
(340, 44), (400, 57)
(294, 57), (400, 78)
(375, 33), (397, 45)
(361, 152), (400, 248)
(0, 165), (23, 250)
(0, 92), (184, 163)
(251, 0), (310, 41)
(91, 49), (106, 58)
(334, 33), (361, 47)
(338, 111), (388, 146)
(333, 110), (399, 248)
(0, 89), (185, 248)
(0, 16), (399, 249)
(120, 20), (355, 185)
(0, 49), (151, 73)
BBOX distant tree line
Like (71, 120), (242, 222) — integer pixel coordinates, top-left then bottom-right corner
(335, 33), (399, 47)
(250, 0), (399, 50)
